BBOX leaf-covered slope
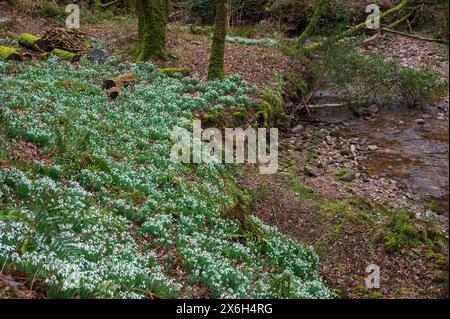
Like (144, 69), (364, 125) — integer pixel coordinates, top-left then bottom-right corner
(0, 57), (333, 299)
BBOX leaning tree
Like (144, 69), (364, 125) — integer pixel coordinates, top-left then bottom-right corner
(135, 0), (170, 61)
(207, 0), (227, 80)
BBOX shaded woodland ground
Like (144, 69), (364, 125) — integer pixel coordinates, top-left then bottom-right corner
(0, 0), (449, 299)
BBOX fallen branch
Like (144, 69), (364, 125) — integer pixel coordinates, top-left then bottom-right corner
(307, 103), (347, 109)
(387, 12), (412, 28)
(305, 0), (410, 51)
(380, 28), (449, 44)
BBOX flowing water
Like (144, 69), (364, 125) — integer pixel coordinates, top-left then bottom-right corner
(317, 103), (449, 214)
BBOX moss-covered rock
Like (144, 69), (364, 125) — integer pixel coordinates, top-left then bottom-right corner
(335, 169), (356, 182)
(0, 45), (22, 61)
(254, 88), (284, 127)
(159, 67), (190, 77)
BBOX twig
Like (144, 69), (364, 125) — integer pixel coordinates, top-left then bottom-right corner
(307, 103), (347, 109)
(380, 28), (449, 44)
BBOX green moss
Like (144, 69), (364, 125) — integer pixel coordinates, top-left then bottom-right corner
(202, 114), (218, 123)
(0, 45), (22, 61)
(42, 2), (64, 18)
(207, 0), (227, 80)
(383, 233), (403, 252)
(285, 174), (320, 201)
(363, 292), (384, 299)
(54, 80), (100, 95)
(395, 223), (418, 238)
(254, 88), (284, 127)
(381, 209), (426, 252)
(335, 169), (356, 182)
(288, 74), (309, 95)
(18, 33), (39, 48)
(340, 148), (351, 156)
(426, 251), (448, 270)
(329, 131), (342, 137)
(159, 67), (190, 77)
(432, 271), (448, 284)
(52, 49), (80, 62)
(135, 0), (170, 62)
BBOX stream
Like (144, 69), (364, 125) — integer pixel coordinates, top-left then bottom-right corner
(316, 103), (449, 214)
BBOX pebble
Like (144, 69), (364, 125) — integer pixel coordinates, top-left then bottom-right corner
(292, 124), (304, 133)
(415, 118), (425, 125)
(368, 145), (378, 151)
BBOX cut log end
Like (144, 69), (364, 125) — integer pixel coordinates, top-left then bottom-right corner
(107, 87), (121, 100)
(103, 73), (138, 99)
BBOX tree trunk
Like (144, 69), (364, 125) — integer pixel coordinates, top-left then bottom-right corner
(207, 0), (227, 81)
(297, 0), (327, 45)
(135, 0), (170, 62)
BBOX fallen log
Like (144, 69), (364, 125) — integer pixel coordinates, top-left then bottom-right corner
(107, 86), (121, 100)
(103, 73), (138, 99)
(18, 33), (51, 52)
(103, 73), (138, 90)
(52, 48), (80, 62)
(0, 45), (22, 61)
(159, 67), (190, 77)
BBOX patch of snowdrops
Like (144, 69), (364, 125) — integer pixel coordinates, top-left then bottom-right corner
(0, 57), (333, 298)
(225, 36), (278, 47)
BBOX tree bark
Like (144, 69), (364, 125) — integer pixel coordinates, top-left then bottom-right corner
(103, 73), (138, 90)
(135, 0), (170, 62)
(208, 0), (227, 81)
(297, 0), (327, 45)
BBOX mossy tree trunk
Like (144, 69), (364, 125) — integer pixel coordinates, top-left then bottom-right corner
(297, 0), (327, 45)
(135, 0), (170, 62)
(207, 0), (227, 81)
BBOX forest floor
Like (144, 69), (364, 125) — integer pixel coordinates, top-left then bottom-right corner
(0, 4), (449, 299)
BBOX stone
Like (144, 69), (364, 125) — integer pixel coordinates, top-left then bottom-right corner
(368, 145), (378, 151)
(415, 118), (425, 125)
(303, 166), (317, 177)
(292, 124), (304, 133)
(367, 104), (379, 114)
(335, 169), (356, 182)
(314, 128), (328, 138)
(86, 49), (107, 62)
